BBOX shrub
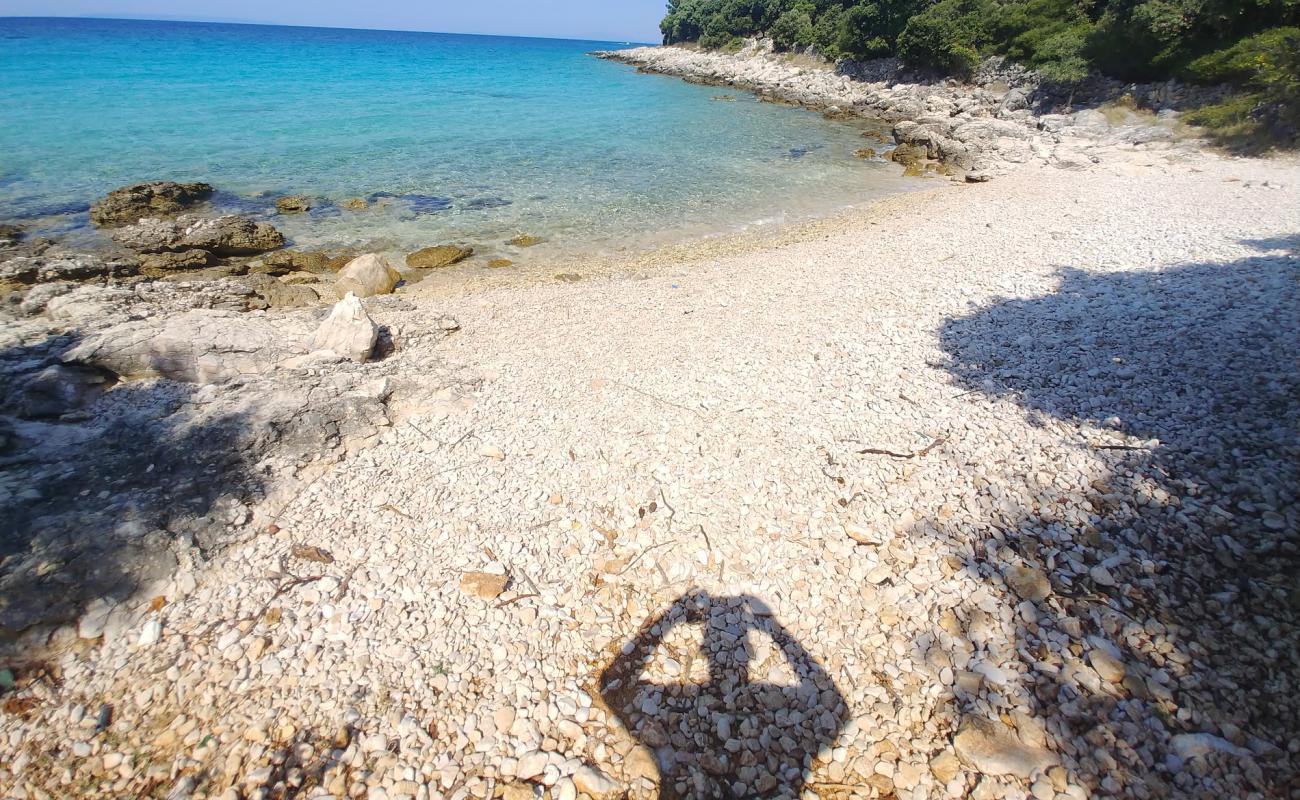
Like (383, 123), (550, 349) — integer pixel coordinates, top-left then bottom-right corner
(770, 8), (816, 51)
(897, 0), (988, 78)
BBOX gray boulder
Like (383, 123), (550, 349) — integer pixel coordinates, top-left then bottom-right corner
(12, 365), (112, 418)
(63, 309), (303, 384)
(113, 215), (285, 256)
(0, 253), (139, 290)
(90, 181), (213, 227)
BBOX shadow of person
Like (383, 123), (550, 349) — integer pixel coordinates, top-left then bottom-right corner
(599, 591), (847, 799)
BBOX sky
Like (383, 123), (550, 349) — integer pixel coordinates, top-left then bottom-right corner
(0, 0), (667, 43)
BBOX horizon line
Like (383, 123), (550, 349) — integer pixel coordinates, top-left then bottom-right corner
(0, 14), (658, 46)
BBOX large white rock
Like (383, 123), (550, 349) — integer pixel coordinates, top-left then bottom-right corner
(64, 309), (300, 384)
(335, 253), (400, 298)
(312, 293), (379, 363)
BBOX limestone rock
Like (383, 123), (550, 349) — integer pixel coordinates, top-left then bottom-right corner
(573, 765), (621, 799)
(244, 273), (322, 310)
(311, 293), (379, 363)
(953, 716), (1058, 779)
(335, 254), (401, 298)
(113, 215), (285, 256)
(406, 245), (473, 269)
(90, 181), (213, 227)
(0, 253), (139, 289)
(63, 309), (299, 384)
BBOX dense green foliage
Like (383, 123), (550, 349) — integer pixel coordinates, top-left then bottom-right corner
(662, 0), (1299, 78)
(660, 0), (1299, 145)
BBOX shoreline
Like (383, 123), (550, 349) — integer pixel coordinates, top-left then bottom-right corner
(596, 42), (1210, 178)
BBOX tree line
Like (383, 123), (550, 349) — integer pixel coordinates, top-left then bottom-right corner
(659, 0), (1299, 146)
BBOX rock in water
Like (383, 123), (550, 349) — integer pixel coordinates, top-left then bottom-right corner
(312, 293), (379, 363)
(507, 234), (543, 248)
(90, 181), (214, 227)
(953, 716), (1058, 778)
(335, 254), (401, 298)
(406, 245), (473, 269)
(275, 195), (312, 213)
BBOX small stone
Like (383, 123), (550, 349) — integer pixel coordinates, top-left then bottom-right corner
(1090, 565), (1116, 586)
(625, 746), (659, 783)
(479, 444), (506, 460)
(573, 764), (621, 799)
(508, 234), (544, 248)
(137, 618), (162, 647)
(1088, 648), (1126, 683)
(1004, 565), (1052, 602)
(516, 751), (548, 780)
(845, 523), (885, 546)
(954, 716), (1059, 779)
(460, 572), (509, 600)
(931, 750), (961, 783)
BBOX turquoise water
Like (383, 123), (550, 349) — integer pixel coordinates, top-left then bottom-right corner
(0, 17), (911, 261)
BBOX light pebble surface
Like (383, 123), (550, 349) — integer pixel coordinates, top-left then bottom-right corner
(2, 144), (1299, 800)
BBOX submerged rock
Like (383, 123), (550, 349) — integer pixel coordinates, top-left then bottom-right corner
(312, 292), (379, 362)
(464, 197), (511, 211)
(488, 258), (514, 269)
(275, 195), (312, 213)
(407, 245), (473, 269)
(341, 197), (368, 210)
(0, 223), (23, 246)
(856, 147), (878, 159)
(890, 143), (928, 168)
(113, 215), (285, 257)
(507, 234), (544, 248)
(90, 181), (214, 227)
(335, 254), (400, 298)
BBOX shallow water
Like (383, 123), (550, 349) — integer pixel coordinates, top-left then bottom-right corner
(0, 17), (916, 261)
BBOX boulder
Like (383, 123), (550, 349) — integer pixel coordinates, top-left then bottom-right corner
(10, 365), (113, 418)
(245, 273), (323, 310)
(138, 250), (212, 276)
(113, 215), (285, 256)
(890, 143), (928, 168)
(0, 223), (23, 246)
(90, 181), (213, 227)
(406, 245), (473, 269)
(275, 195), (312, 213)
(258, 250), (334, 274)
(335, 254), (401, 298)
(311, 293), (379, 362)
(63, 309), (299, 384)
(0, 253), (139, 290)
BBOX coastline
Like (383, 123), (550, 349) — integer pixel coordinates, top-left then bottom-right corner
(596, 42), (1208, 178)
(3, 40), (1300, 800)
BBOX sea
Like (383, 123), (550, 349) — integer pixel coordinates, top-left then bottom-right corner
(0, 17), (912, 262)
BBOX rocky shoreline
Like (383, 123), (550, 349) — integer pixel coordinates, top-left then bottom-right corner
(595, 42), (1207, 178)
